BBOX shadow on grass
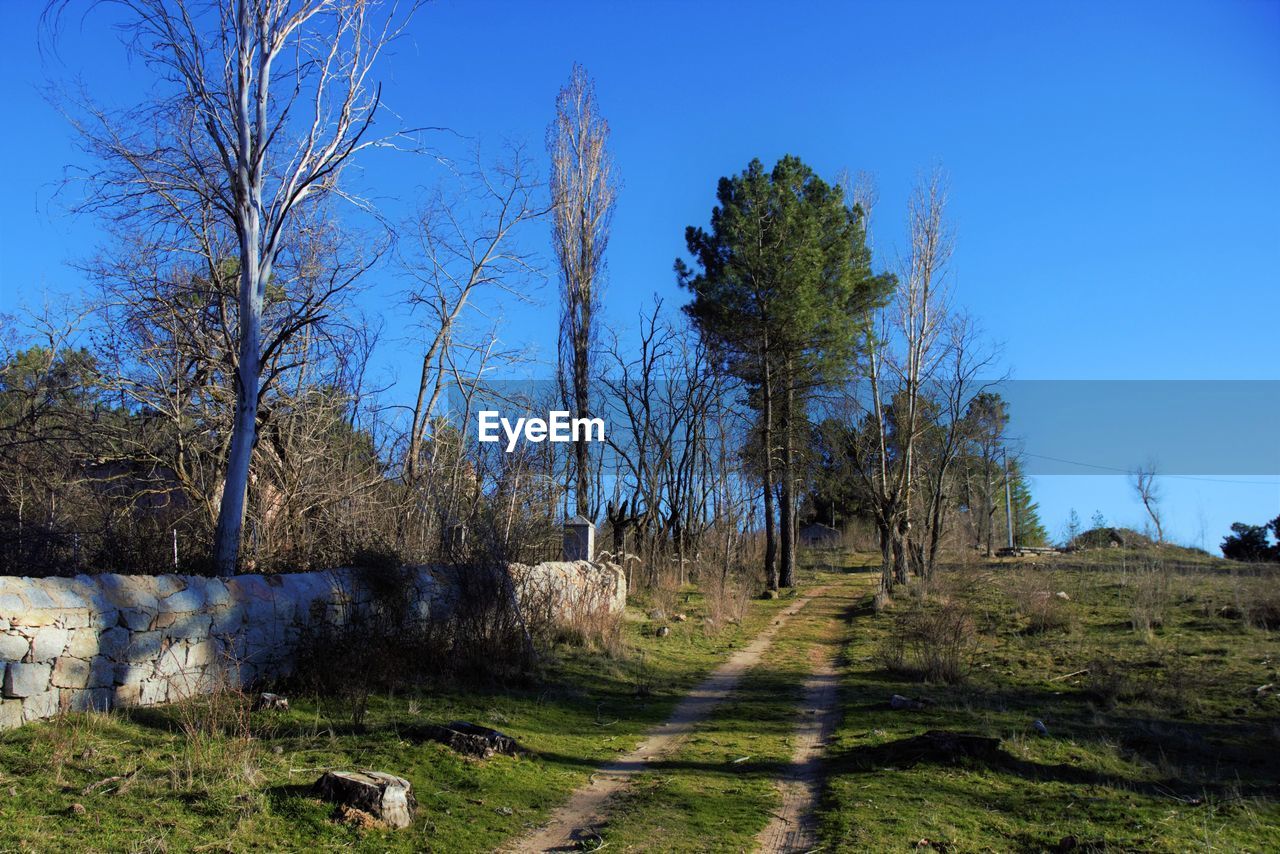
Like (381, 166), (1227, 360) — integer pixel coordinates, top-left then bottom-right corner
(825, 728), (1279, 802)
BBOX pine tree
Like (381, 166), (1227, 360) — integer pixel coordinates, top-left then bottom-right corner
(677, 156), (892, 587)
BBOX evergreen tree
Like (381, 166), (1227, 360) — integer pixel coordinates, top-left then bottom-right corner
(677, 156), (892, 587)
(1006, 461), (1049, 547)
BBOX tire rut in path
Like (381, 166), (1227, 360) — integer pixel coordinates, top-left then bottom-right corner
(508, 587), (829, 853)
(754, 640), (841, 853)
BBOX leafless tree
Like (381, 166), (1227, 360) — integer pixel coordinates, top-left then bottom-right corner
(49, 0), (419, 574)
(839, 169), (956, 590)
(915, 313), (1001, 576)
(402, 145), (546, 484)
(1132, 461), (1164, 544)
(548, 64), (617, 521)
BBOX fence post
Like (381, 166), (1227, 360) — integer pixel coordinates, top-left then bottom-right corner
(563, 515), (595, 562)
(443, 521), (467, 558)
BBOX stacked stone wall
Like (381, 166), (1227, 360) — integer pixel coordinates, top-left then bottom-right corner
(0, 561), (623, 730)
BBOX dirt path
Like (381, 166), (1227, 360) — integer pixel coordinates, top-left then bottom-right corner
(755, 642), (842, 853)
(508, 587), (829, 853)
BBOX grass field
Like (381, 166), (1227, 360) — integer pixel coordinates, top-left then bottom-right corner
(0, 551), (1276, 853)
(818, 554), (1280, 853)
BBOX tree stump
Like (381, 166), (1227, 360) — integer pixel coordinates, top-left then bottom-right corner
(313, 771), (417, 829)
(418, 721), (522, 758)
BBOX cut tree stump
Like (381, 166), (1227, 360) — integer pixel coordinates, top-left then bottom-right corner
(418, 721), (522, 758)
(313, 771), (417, 829)
(254, 692), (289, 711)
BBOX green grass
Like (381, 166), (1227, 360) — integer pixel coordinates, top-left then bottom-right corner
(818, 559), (1280, 853)
(4, 554), (1275, 853)
(0, 587), (791, 853)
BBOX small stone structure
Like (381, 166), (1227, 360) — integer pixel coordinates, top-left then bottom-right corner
(562, 515), (595, 562)
(0, 560), (624, 730)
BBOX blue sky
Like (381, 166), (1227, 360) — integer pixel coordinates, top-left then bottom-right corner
(1, 0), (1277, 549)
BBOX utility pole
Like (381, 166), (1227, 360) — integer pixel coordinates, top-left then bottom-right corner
(1004, 451), (1014, 550)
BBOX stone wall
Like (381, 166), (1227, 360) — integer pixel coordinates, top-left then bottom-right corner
(0, 561), (624, 730)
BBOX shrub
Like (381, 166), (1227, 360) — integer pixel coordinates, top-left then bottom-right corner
(1237, 573), (1280, 629)
(1127, 562), (1173, 635)
(702, 569), (751, 634)
(1084, 652), (1200, 714)
(1008, 573), (1074, 634)
(875, 597), (977, 684)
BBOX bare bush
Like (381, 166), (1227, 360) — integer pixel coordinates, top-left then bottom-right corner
(1127, 561), (1174, 635)
(1234, 573), (1280, 630)
(167, 654), (260, 791)
(1007, 573), (1074, 634)
(512, 562), (623, 656)
(1085, 651), (1202, 714)
(875, 597), (977, 684)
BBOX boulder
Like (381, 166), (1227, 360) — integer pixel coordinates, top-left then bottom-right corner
(313, 770), (416, 829)
(889, 694), (933, 711)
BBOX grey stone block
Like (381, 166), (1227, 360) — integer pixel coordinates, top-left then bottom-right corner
(64, 687), (112, 713)
(0, 593), (25, 617)
(153, 575), (185, 598)
(118, 607), (154, 631)
(21, 588), (57, 610)
(97, 626), (130, 659)
(4, 662), (52, 698)
(139, 680), (168, 706)
(31, 626), (70, 661)
(59, 608), (92, 629)
(88, 657), (114, 689)
(21, 689), (59, 721)
(0, 699), (23, 730)
(51, 656), (91, 689)
(113, 663), (150, 686)
(160, 584), (204, 614)
(165, 613), (212, 640)
(97, 574), (159, 613)
(126, 631), (165, 662)
(0, 632), (30, 661)
(210, 604), (246, 634)
(114, 683), (141, 707)
(90, 609), (121, 629)
(65, 628), (100, 659)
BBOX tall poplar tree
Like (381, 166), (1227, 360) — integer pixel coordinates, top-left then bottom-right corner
(677, 156), (892, 588)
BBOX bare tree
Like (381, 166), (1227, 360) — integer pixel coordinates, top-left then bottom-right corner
(548, 64), (616, 521)
(51, 0), (418, 574)
(916, 313), (1001, 576)
(843, 169), (953, 590)
(1132, 461), (1164, 544)
(402, 145), (546, 485)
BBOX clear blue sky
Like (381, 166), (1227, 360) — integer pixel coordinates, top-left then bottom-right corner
(1, 0), (1277, 550)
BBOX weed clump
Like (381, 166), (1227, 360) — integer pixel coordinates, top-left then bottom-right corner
(875, 596), (977, 684)
(1126, 561), (1174, 635)
(1007, 574), (1074, 634)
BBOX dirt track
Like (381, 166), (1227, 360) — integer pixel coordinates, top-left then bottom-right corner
(755, 642), (842, 853)
(508, 587), (830, 853)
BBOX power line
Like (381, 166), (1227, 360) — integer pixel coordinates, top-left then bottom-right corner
(1018, 452), (1280, 486)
